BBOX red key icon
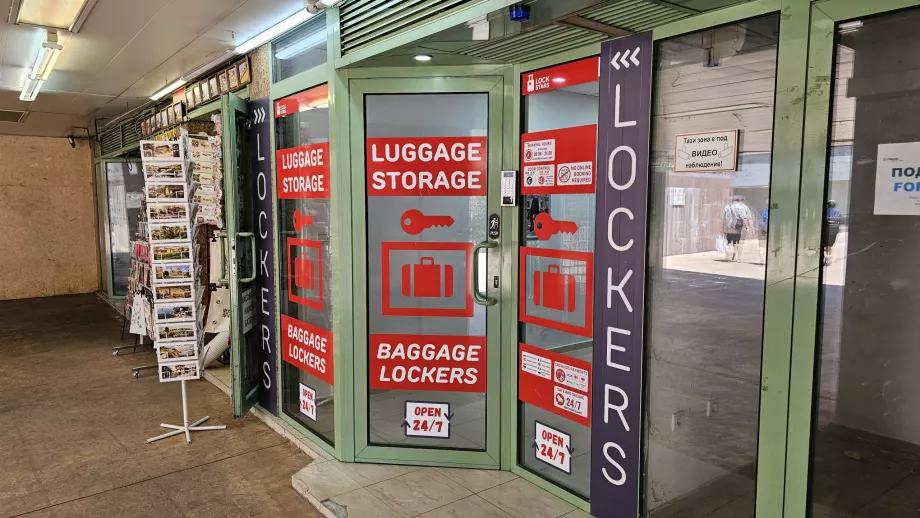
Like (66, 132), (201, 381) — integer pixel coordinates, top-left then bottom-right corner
(534, 212), (579, 240)
(400, 209), (455, 235)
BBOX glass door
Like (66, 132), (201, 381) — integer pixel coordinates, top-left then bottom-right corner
(351, 77), (504, 467)
(222, 92), (262, 418)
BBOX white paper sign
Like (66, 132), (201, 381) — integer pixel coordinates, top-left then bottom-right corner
(242, 288), (255, 333)
(554, 385), (588, 418)
(534, 421), (572, 474)
(674, 130), (739, 173)
(299, 383), (317, 421)
(524, 138), (555, 162)
(403, 401), (451, 438)
(554, 360), (589, 392)
(875, 142), (920, 215)
(522, 350), (552, 380)
(523, 164), (555, 188)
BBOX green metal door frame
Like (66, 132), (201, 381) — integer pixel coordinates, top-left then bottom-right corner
(98, 157), (144, 302)
(348, 75), (505, 468)
(784, 1), (920, 516)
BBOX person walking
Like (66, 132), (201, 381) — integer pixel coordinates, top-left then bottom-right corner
(722, 195), (753, 262)
(824, 200), (843, 266)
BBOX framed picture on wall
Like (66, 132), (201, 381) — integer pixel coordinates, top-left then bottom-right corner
(200, 80), (210, 101)
(173, 103), (183, 123)
(167, 107), (175, 126)
(237, 59), (250, 85)
(149, 116), (156, 131)
(192, 85), (201, 106)
(186, 89), (195, 108)
(228, 66), (239, 90)
(218, 71), (229, 94)
(208, 77), (219, 98)
(140, 120), (147, 136)
(159, 110), (168, 128)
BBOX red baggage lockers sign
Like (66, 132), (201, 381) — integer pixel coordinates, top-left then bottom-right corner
(366, 136), (488, 196)
(522, 57), (600, 96)
(519, 342), (591, 427)
(281, 314), (334, 385)
(370, 334), (487, 393)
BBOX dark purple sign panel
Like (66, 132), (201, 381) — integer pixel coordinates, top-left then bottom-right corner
(250, 96), (278, 415)
(591, 32), (653, 517)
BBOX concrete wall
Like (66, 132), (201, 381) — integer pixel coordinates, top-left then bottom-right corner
(0, 136), (96, 300)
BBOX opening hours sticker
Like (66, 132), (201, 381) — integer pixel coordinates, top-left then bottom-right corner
(534, 421), (573, 474)
(403, 401), (451, 439)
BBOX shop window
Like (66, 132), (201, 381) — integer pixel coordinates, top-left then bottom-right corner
(810, 9), (920, 515)
(644, 15), (778, 516)
(106, 161), (145, 297)
(275, 84), (334, 444)
(518, 57), (599, 498)
(364, 93), (489, 451)
(273, 18), (327, 83)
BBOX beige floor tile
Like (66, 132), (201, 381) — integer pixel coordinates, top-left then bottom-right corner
(292, 461), (362, 501)
(334, 461), (422, 487)
(419, 495), (513, 518)
(479, 479), (575, 518)
(560, 509), (593, 518)
(325, 488), (401, 518)
(434, 467), (519, 493)
(366, 467), (473, 517)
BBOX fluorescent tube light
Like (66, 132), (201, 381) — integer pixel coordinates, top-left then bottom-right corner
(320, 0), (341, 5)
(234, 9), (313, 55)
(151, 79), (187, 101)
(662, 103), (766, 119)
(20, 77), (43, 101)
(274, 29), (327, 60)
(30, 39), (63, 81)
(11, 0), (97, 32)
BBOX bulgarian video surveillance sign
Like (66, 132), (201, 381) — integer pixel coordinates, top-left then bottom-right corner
(673, 129), (739, 173)
(591, 32), (653, 518)
(874, 142), (920, 215)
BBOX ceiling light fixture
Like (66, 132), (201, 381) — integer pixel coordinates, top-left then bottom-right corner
(319, 0), (342, 5)
(552, 77), (566, 83)
(662, 103), (767, 119)
(234, 8), (314, 55)
(20, 77), (43, 102)
(414, 54), (433, 62)
(10, 0), (98, 33)
(30, 31), (63, 81)
(151, 79), (187, 101)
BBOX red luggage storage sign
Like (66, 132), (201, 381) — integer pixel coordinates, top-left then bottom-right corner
(534, 264), (575, 313)
(295, 254), (316, 291)
(402, 257), (453, 298)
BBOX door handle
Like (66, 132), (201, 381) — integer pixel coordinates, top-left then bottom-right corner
(237, 232), (257, 283)
(217, 232), (229, 285)
(471, 240), (497, 306)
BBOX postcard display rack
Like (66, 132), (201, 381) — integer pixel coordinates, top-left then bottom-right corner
(141, 138), (225, 444)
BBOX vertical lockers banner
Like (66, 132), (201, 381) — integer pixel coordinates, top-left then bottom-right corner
(591, 32), (653, 517)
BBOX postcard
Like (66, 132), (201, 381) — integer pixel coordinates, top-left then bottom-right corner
(146, 183), (187, 202)
(219, 71), (229, 94)
(209, 77), (219, 98)
(158, 360), (200, 382)
(154, 322), (197, 343)
(153, 282), (194, 303)
(151, 243), (192, 264)
(228, 66), (239, 90)
(143, 162), (185, 183)
(149, 222), (190, 243)
(147, 202), (190, 223)
(238, 59), (250, 84)
(141, 140), (184, 160)
(158, 341), (198, 361)
(154, 263), (194, 284)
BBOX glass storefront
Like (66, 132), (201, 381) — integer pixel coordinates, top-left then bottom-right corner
(275, 84), (336, 445)
(105, 160), (145, 297)
(645, 15), (779, 515)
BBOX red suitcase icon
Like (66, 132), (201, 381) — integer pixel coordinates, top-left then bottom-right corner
(294, 253), (316, 291)
(402, 257), (453, 298)
(534, 264), (576, 312)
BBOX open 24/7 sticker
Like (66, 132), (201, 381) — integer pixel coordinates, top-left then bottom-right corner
(534, 421), (573, 474)
(521, 124), (597, 195)
(403, 401), (451, 439)
(299, 383), (317, 421)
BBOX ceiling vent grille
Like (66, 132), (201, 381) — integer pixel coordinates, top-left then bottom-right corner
(0, 109), (28, 123)
(99, 109), (152, 156)
(340, 0), (479, 54)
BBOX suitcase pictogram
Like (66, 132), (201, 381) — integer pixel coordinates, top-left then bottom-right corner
(402, 257), (453, 298)
(533, 264), (576, 312)
(294, 253), (316, 291)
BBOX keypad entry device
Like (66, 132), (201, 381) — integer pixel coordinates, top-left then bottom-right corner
(501, 170), (517, 206)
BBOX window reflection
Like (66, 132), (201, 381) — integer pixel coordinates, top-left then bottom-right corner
(645, 15), (779, 516)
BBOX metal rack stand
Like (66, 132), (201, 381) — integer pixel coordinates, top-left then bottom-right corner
(146, 380), (225, 444)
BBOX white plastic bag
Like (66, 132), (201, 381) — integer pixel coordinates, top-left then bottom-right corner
(715, 236), (728, 254)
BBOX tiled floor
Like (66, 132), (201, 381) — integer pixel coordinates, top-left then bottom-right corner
(292, 460), (590, 518)
(0, 294), (320, 518)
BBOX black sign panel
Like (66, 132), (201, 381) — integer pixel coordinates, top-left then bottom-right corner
(488, 213), (500, 240)
(591, 32), (653, 517)
(250, 97), (278, 415)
